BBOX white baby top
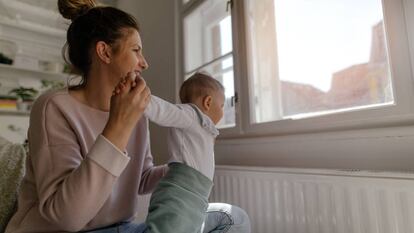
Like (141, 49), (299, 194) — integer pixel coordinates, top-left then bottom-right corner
(145, 95), (219, 180)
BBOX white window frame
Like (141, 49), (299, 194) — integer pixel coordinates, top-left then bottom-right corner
(179, 0), (414, 139)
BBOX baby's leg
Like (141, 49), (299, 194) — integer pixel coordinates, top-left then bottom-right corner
(145, 163), (213, 233)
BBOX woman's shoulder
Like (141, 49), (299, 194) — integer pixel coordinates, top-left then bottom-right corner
(37, 88), (69, 101)
(31, 88), (72, 116)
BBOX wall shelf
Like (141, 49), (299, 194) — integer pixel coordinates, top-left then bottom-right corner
(0, 0), (66, 143)
(0, 109), (30, 116)
(0, 63), (70, 81)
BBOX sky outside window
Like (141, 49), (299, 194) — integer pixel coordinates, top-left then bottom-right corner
(274, 0), (385, 92)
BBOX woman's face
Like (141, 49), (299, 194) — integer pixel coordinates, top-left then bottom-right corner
(110, 29), (149, 81)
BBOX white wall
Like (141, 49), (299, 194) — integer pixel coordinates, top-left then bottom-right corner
(117, 0), (178, 164)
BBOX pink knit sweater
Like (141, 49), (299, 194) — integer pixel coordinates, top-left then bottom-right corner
(5, 89), (166, 233)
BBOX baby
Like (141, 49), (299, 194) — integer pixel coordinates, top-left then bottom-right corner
(114, 71), (225, 233)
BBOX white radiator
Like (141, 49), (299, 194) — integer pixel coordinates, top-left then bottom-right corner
(210, 165), (414, 233)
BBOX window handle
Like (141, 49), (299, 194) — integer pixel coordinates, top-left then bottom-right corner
(226, 0), (233, 12)
(231, 92), (238, 107)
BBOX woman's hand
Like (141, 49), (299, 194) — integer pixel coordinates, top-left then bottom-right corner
(102, 72), (151, 151)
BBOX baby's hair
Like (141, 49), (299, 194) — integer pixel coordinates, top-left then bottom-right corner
(179, 72), (224, 104)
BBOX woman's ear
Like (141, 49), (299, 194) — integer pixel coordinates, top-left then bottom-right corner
(96, 41), (112, 64)
(202, 95), (212, 111)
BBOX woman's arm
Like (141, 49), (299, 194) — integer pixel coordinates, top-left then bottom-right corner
(31, 78), (150, 231)
(30, 95), (130, 232)
(103, 77), (150, 151)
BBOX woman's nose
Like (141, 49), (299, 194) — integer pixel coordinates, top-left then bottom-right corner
(140, 56), (149, 70)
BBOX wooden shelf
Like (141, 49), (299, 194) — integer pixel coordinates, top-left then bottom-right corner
(0, 109), (30, 116)
(0, 63), (70, 81)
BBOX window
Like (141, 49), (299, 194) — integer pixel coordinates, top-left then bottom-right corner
(180, 0), (414, 136)
(246, 0), (393, 123)
(182, 0), (235, 128)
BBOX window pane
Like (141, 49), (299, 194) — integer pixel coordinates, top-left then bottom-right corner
(184, 0), (232, 73)
(185, 56), (236, 128)
(245, 0), (394, 123)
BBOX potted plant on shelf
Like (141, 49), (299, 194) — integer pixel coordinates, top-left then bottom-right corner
(8, 87), (39, 112)
(40, 79), (66, 92)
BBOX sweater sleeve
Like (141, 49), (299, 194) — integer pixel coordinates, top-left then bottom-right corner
(144, 95), (196, 129)
(28, 96), (130, 232)
(138, 119), (168, 195)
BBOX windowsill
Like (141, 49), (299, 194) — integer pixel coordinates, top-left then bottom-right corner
(214, 123), (414, 170)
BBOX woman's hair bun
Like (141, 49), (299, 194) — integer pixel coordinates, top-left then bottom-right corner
(58, 0), (97, 21)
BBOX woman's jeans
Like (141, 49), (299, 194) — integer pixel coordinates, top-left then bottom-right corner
(82, 203), (251, 233)
(200, 203), (251, 233)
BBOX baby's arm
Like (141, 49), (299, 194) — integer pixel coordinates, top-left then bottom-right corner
(145, 95), (195, 129)
(112, 74), (195, 129)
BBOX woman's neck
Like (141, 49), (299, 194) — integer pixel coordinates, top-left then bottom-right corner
(70, 69), (114, 112)
(83, 84), (112, 112)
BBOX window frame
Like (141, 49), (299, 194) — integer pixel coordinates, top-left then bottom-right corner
(179, 0), (414, 139)
(180, 0), (241, 134)
(241, 0), (414, 137)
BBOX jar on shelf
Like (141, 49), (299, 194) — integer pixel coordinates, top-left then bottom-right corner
(0, 39), (17, 65)
(39, 60), (64, 73)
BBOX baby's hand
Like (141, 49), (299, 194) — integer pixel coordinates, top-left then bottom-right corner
(112, 72), (137, 96)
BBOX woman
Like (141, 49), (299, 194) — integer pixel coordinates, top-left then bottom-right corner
(5, 0), (250, 232)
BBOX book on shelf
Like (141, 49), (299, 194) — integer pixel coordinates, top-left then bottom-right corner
(0, 98), (17, 110)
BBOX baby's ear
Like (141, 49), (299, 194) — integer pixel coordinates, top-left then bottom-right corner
(202, 95), (212, 110)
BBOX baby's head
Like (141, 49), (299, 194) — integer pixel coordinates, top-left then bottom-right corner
(179, 72), (225, 125)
